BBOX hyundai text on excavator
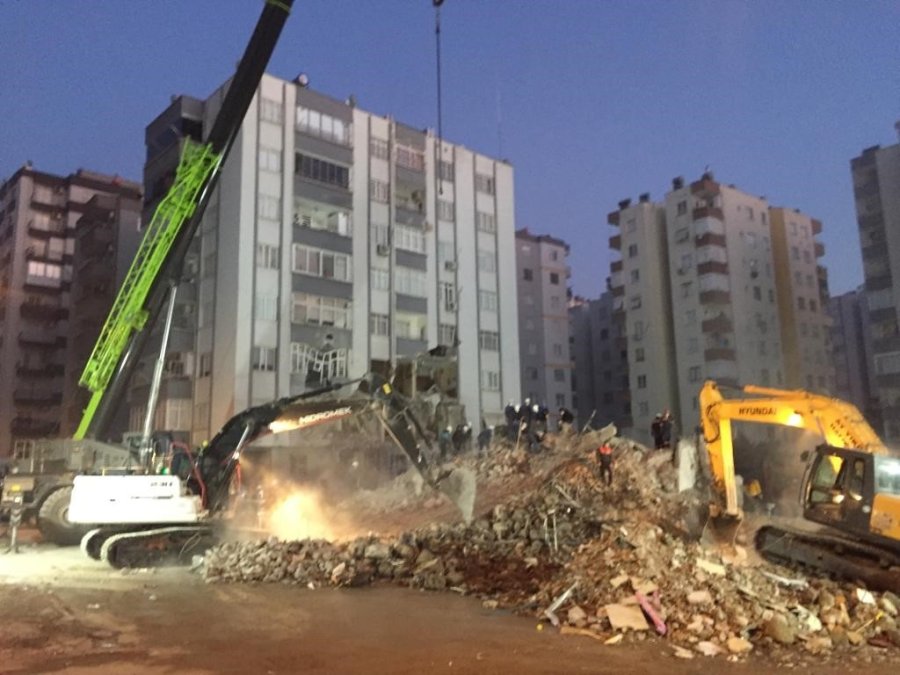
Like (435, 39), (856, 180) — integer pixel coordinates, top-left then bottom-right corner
(69, 374), (476, 568)
(698, 380), (900, 591)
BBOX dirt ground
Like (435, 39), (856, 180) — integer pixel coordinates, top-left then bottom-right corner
(0, 534), (898, 675)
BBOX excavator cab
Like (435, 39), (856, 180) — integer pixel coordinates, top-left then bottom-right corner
(803, 445), (900, 549)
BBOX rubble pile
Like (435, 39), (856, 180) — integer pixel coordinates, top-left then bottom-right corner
(204, 437), (900, 662)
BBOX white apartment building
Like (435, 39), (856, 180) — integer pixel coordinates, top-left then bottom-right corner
(139, 75), (520, 446)
(608, 174), (831, 440)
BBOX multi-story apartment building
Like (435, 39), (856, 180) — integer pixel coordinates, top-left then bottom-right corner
(770, 207), (833, 392)
(607, 173), (831, 442)
(607, 193), (679, 444)
(568, 292), (631, 433)
(829, 288), (879, 429)
(850, 123), (900, 440)
(135, 75), (520, 448)
(515, 229), (572, 413)
(0, 164), (141, 457)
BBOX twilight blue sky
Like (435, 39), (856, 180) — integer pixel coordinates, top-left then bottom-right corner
(2, 1), (898, 297)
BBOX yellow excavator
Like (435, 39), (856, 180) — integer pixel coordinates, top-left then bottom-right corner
(698, 380), (900, 591)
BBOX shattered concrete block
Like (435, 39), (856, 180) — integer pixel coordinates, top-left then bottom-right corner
(726, 636), (753, 654)
(695, 640), (724, 656)
(687, 590), (714, 606)
(695, 559), (726, 577)
(605, 603), (650, 631)
(764, 614), (797, 646)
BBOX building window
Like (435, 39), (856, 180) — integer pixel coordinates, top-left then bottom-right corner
(296, 106), (350, 145)
(438, 199), (455, 221)
(688, 366), (701, 382)
(260, 98), (283, 124)
(550, 296), (560, 309)
(791, 246), (799, 260)
(753, 286), (761, 300)
(439, 323), (456, 345)
(438, 160), (454, 182)
(370, 313), (390, 337)
(479, 290), (498, 311)
(628, 243), (638, 258)
(370, 268), (389, 290)
(479, 330), (500, 351)
(481, 370), (500, 390)
(810, 299), (817, 312)
(295, 154), (350, 188)
(637, 374), (647, 389)
(635, 347), (645, 362)
(476, 211), (496, 234)
(440, 282), (457, 311)
(553, 369), (566, 382)
(394, 225), (426, 254)
(798, 297), (807, 310)
(198, 352), (212, 378)
(395, 145), (425, 171)
(478, 251), (495, 273)
(630, 269), (640, 283)
(256, 243), (280, 270)
(395, 267), (427, 297)
(675, 227), (689, 242)
(523, 268), (533, 281)
(258, 195), (281, 221)
(292, 245), (352, 282)
(552, 343), (563, 357)
(291, 293), (352, 329)
(475, 173), (495, 195)
(629, 295), (642, 309)
(677, 200), (687, 216)
(254, 293), (278, 321)
(550, 272), (560, 285)
(550, 250), (558, 261)
(688, 337), (699, 354)
(252, 346), (277, 372)
(555, 393), (566, 407)
(258, 147), (282, 173)
(369, 138), (389, 160)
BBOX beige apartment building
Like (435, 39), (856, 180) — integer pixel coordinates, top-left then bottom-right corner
(607, 173), (831, 442)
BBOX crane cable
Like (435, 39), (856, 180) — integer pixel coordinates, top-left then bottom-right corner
(434, 0), (444, 195)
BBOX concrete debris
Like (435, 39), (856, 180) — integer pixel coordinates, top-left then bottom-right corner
(605, 603), (650, 631)
(203, 431), (900, 663)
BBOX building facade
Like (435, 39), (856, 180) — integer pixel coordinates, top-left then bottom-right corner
(0, 165), (141, 457)
(607, 173), (831, 443)
(850, 123), (900, 440)
(136, 75), (520, 446)
(829, 288), (879, 430)
(568, 292), (631, 433)
(515, 229), (572, 413)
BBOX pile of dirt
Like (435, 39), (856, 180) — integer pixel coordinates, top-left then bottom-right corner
(203, 434), (900, 663)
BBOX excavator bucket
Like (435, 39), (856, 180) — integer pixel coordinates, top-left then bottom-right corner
(437, 466), (476, 523)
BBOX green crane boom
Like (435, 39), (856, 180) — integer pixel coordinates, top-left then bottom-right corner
(74, 142), (220, 439)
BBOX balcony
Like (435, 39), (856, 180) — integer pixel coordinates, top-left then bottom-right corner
(873, 335), (900, 354)
(695, 232), (726, 248)
(607, 211), (620, 226)
(699, 289), (731, 305)
(610, 260), (623, 273)
(18, 328), (64, 348)
(692, 206), (724, 221)
(394, 204), (425, 229)
(11, 417), (60, 437)
(19, 301), (68, 321)
(811, 218), (822, 235)
(701, 313), (734, 333)
(609, 234), (621, 251)
(27, 218), (66, 237)
(697, 260), (729, 276)
(815, 241), (825, 258)
(704, 347), (736, 361)
(611, 284), (624, 297)
(16, 363), (64, 378)
(25, 245), (65, 264)
(14, 388), (63, 406)
(869, 307), (898, 325)
(691, 177), (720, 198)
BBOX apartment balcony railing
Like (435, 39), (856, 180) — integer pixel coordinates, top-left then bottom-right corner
(697, 260), (729, 276)
(701, 313), (734, 333)
(704, 347), (736, 362)
(695, 232), (726, 248)
(14, 389), (63, 406)
(11, 417), (60, 437)
(692, 206), (724, 221)
(609, 234), (621, 251)
(699, 289), (731, 305)
(16, 363), (64, 378)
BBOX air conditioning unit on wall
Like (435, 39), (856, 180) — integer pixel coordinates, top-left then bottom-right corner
(444, 260), (457, 271)
(376, 244), (390, 256)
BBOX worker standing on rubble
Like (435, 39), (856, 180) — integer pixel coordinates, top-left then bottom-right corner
(651, 414), (663, 449)
(596, 441), (614, 486)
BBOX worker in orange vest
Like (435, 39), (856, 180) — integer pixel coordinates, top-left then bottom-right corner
(596, 441), (613, 486)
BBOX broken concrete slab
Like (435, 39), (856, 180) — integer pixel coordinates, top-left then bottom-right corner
(605, 603), (650, 631)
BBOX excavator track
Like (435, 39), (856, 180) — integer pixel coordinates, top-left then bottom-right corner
(98, 525), (218, 569)
(756, 525), (900, 593)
